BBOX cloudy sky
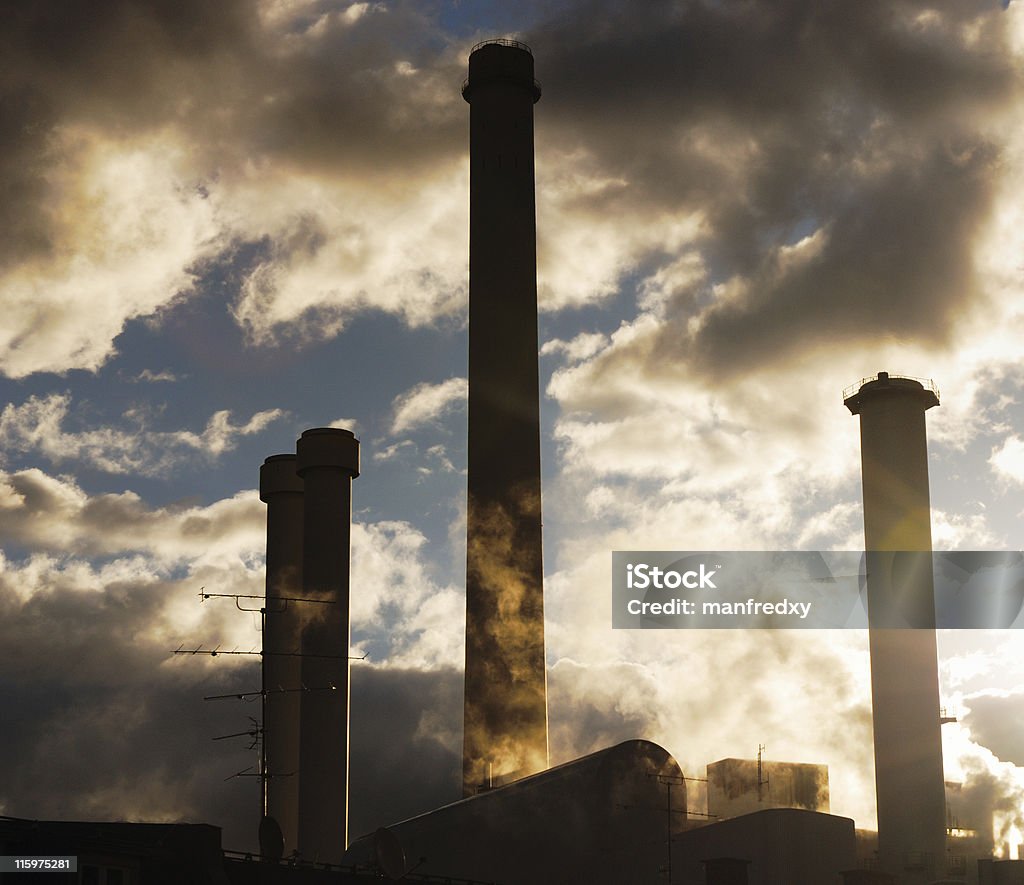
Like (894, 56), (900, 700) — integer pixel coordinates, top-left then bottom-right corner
(2, 0), (1024, 858)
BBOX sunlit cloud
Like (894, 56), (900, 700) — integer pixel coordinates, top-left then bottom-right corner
(0, 394), (286, 476)
(390, 377), (467, 435)
(0, 131), (222, 378)
(990, 435), (1024, 485)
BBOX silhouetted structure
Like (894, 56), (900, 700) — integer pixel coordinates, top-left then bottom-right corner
(461, 39), (548, 796)
(259, 454), (304, 858)
(295, 428), (360, 862)
(674, 807), (856, 884)
(0, 817), (227, 884)
(845, 372), (946, 883)
(707, 757), (829, 820)
(343, 740), (686, 883)
(703, 857), (752, 885)
(978, 859), (1024, 885)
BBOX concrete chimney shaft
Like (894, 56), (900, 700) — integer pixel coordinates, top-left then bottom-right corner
(259, 454), (304, 857)
(845, 373), (946, 882)
(462, 39), (549, 796)
(295, 428), (359, 862)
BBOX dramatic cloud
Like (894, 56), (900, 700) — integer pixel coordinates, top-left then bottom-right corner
(0, 469), (264, 563)
(0, 394), (286, 476)
(1, 1), (1019, 376)
(534, 1), (1019, 355)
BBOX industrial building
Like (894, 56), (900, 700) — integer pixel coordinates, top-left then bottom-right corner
(706, 757), (830, 821)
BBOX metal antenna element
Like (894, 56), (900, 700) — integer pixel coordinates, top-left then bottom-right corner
(204, 685), (338, 702)
(757, 744), (770, 801)
(646, 773), (687, 884)
(198, 590), (335, 613)
(173, 644), (365, 661)
(213, 717), (262, 751)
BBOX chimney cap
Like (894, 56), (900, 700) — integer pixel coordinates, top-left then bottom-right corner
(843, 372), (939, 414)
(463, 38), (541, 103)
(469, 37), (533, 56)
(260, 453), (302, 501)
(296, 427), (360, 477)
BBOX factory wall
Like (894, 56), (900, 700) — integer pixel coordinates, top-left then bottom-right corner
(672, 807), (856, 885)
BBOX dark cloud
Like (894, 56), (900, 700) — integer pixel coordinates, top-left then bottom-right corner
(6, 0), (1015, 365)
(0, 0), (465, 174)
(0, 0), (254, 272)
(0, 87), (57, 269)
(251, 3), (466, 177)
(0, 572), (261, 849)
(0, 0), (255, 124)
(531, 0), (1019, 376)
(0, 0), (469, 289)
(348, 666), (462, 838)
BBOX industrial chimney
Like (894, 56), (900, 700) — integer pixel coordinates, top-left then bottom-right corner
(461, 39), (549, 796)
(258, 454), (304, 858)
(845, 372), (946, 882)
(295, 428), (360, 861)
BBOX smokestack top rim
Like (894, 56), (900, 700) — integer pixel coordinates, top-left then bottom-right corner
(263, 453), (297, 465)
(300, 427), (356, 439)
(843, 372), (940, 414)
(296, 427), (360, 477)
(463, 38), (541, 103)
(469, 37), (534, 57)
(260, 453), (303, 500)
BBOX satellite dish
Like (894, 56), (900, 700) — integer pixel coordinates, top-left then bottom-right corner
(373, 826), (406, 879)
(259, 815), (284, 861)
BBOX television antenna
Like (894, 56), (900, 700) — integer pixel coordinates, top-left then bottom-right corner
(757, 744), (770, 801)
(174, 587), (366, 814)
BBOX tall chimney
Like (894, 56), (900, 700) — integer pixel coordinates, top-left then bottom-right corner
(845, 372), (946, 882)
(258, 454), (304, 858)
(295, 428), (360, 861)
(461, 39), (549, 796)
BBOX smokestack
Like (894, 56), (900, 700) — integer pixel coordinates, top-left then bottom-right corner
(461, 39), (548, 797)
(845, 372), (946, 881)
(258, 454), (304, 858)
(295, 428), (360, 861)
